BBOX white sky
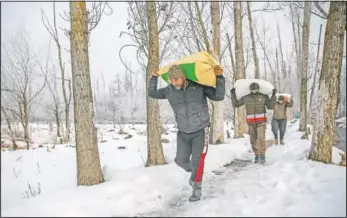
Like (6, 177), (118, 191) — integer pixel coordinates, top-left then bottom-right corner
(1, 1), (332, 83)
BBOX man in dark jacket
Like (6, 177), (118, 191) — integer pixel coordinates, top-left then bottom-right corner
(272, 95), (293, 145)
(148, 64), (225, 202)
(230, 82), (276, 164)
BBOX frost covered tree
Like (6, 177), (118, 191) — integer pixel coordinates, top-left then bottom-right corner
(69, 1), (104, 185)
(309, 1), (346, 163)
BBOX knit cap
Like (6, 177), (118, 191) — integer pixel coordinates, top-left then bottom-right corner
(168, 65), (185, 80)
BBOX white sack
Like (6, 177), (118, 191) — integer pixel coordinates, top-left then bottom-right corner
(275, 93), (292, 101)
(233, 79), (274, 100)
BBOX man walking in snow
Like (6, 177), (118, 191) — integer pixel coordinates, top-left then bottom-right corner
(148, 64), (225, 202)
(230, 83), (276, 164)
(271, 95), (293, 145)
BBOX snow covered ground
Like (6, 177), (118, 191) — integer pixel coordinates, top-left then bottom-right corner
(336, 116), (346, 128)
(1, 120), (346, 217)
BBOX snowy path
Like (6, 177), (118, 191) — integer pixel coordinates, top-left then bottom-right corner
(1, 121), (345, 217)
(136, 159), (256, 217)
(137, 128), (346, 217)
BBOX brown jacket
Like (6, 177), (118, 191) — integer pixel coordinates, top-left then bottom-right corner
(273, 99), (293, 120)
(231, 92), (276, 124)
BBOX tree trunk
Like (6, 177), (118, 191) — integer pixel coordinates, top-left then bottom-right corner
(309, 24), (323, 123)
(52, 2), (71, 143)
(246, 2), (260, 79)
(53, 78), (61, 139)
(309, 2), (346, 163)
(187, 2), (201, 52)
(275, 48), (281, 92)
(226, 33), (236, 129)
(70, 1), (104, 186)
(145, 1), (166, 167)
(1, 107), (17, 150)
(276, 20), (286, 79)
(299, 2), (311, 132)
(23, 99), (30, 150)
(55, 108), (61, 138)
(226, 33), (236, 75)
(194, 2), (211, 53)
(263, 25), (267, 81)
(209, 1), (224, 144)
(233, 1), (248, 138)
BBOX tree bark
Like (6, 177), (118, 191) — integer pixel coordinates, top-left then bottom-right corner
(52, 3), (71, 143)
(70, 1), (104, 186)
(309, 2), (346, 163)
(226, 33), (236, 129)
(226, 33), (236, 76)
(233, 1), (248, 138)
(23, 98), (30, 150)
(209, 1), (224, 144)
(187, 2), (201, 52)
(145, 1), (166, 167)
(195, 2), (211, 53)
(275, 48), (281, 92)
(299, 2), (311, 132)
(309, 24), (323, 123)
(246, 2), (260, 79)
(1, 107), (17, 150)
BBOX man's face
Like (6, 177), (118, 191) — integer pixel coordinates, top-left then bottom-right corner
(251, 89), (259, 94)
(170, 77), (186, 90)
(278, 100), (284, 104)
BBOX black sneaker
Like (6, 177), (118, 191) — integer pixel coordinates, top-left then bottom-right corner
(254, 155), (260, 163)
(259, 154), (266, 164)
(189, 182), (202, 202)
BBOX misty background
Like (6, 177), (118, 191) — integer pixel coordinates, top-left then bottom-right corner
(1, 1), (346, 124)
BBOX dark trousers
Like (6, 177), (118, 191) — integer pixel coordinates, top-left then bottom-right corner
(174, 127), (209, 183)
(271, 119), (287, 140)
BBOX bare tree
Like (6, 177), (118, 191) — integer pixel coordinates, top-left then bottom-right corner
(209, 1), (224, 144)
(226, 32), (236, 129)
(1, 31), (47, 150)
(1, 106), (18, 150)
(226, 33), (236, 76)
(36, 47), (64, 141)
(309, 2), (346, 163)
(289, 2), (328, 20)
(42, 2), (73, 143)
(60, 2), (113, 42)
(253, 23), (277, 85)
(299, 2), (311, 134)
(246, 2), (260, 79)
(145, 1), (166, 167)
(309, 24), (323, 123)
(276, 18), (286, 88)
(69, 1), (104, 185)
(233, 1), (248, 138)
(120, 2), (178, 72)
(195, 2), (212, 53)
(275, 48), (281, 92)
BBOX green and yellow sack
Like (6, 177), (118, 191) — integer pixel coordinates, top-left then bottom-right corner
(158, 51), (221, 87)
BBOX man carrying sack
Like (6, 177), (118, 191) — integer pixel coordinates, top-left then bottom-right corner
(148, 64), (225, 202)
(271, 95), (293, 145)
(230, 82), (276, 164)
